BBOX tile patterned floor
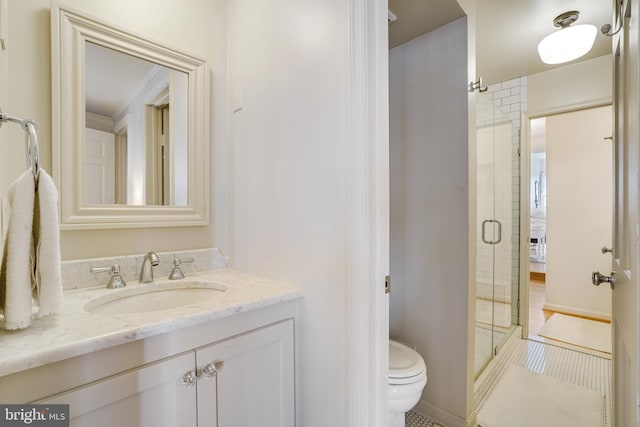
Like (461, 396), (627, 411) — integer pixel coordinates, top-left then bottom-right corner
(408, 336), (610, 427)
(413, 275), (611, 427)
(406, 411), (445, 427)
(474, 337), (611, 427)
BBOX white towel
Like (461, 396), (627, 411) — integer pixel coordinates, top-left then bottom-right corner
(33, 170), (63, 317)
(0, 168), (63, 330)
(0, 170), (35, 329)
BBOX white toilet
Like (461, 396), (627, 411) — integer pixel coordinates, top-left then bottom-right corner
(388, 339), (428, 427)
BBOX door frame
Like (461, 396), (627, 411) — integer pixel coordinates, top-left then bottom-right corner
(347, 0), (390, 425)
(519, 113), (531, 339)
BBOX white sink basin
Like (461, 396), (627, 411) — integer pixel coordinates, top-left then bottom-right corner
(84, 280), (227, 314)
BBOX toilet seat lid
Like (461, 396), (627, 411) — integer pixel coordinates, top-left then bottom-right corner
(389, 340), (426, 379)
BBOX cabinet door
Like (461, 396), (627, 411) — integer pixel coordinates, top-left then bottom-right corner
(196, 320), (294, 427)
(41, 352), (197, 427)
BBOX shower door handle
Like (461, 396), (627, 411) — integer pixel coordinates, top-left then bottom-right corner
(494, 220), (502, 244)
(481, 220), (491, 244)
(482, 219), (502, 245)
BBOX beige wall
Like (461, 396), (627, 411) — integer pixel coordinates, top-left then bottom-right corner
(0, 0), (228, 260)
(528, 55), (613, 116)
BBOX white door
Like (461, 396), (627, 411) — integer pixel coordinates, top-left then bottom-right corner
(611, 0), (640, 424)
(545, 107), (613, 319)
(84, 127), (115, 204)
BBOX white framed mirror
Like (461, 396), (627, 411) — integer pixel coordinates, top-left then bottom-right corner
(51, 3), (209, 229)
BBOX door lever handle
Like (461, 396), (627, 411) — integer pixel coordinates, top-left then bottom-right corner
(592, 271), (615, 289)
(601, 246), (613, 254)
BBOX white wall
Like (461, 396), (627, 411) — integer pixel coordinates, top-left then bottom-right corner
(528, 55), (613, 116)
(389, 17), (471, 426)
(227, 0), (352, 425)
(545, 106), (612, 319)
(0, 0), (228, 259)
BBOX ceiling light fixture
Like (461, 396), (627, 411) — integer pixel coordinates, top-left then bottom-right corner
(537, 11), (597, 65)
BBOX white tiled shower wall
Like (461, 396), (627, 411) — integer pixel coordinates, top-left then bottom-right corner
(476, 123), (513, 299)
(476, 77), (526, 323)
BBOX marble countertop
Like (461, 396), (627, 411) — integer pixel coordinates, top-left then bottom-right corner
(0, 268), (301, 378)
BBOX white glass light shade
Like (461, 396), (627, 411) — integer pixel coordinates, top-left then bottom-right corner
(537, 24), (597, 64)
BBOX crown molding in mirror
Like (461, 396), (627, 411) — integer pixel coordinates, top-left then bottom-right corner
(51, 3), (209, 229)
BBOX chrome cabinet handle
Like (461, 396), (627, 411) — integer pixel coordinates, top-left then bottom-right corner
(592, 271), (615, 290)
(481, 219), (502, 245)
(202, 363), (218, 379)
(182, 370), (198, 386)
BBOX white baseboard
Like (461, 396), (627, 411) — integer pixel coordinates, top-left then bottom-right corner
(542, 303), (611, 322)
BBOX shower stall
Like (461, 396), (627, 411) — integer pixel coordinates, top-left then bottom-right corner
(474, 92), (521, 377)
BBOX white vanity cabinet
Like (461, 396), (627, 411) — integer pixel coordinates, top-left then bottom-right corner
(44, 351), (198, 427)
(35, 319), (294, 427)
(195, 320), (295, 427)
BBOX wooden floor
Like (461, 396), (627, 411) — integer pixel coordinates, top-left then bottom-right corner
(527, 275), (611, 358)
(528, 261), (549, 337)
(530, 261), (546, 281)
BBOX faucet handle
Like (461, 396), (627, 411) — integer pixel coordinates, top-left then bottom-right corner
(168, 256), (195, 280)
(90, 264), (127, 289)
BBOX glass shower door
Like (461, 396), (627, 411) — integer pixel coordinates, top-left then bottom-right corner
(474, 92), (520, 377)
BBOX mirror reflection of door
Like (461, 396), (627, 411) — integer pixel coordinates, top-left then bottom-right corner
(84, 128), (115, 204)
(145, 104), (171, 205)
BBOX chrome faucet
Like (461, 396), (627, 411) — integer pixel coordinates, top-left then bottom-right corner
(139, 251), (160, 283)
